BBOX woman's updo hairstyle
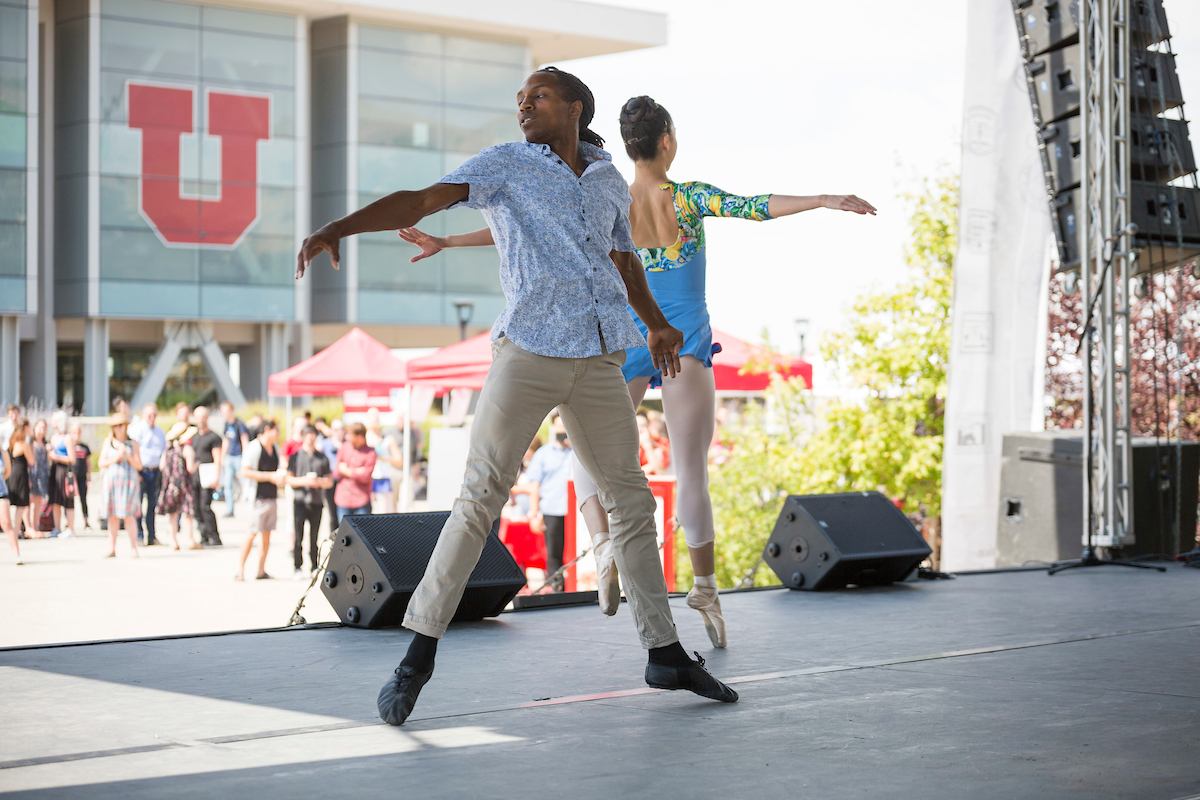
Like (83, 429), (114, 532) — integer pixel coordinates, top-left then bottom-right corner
(619, 96), (673, 162)
(536, 66), (604, 148)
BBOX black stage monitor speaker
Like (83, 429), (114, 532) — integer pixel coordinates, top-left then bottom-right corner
(322, 512), (526, 628)
(762, 492), (932, 591)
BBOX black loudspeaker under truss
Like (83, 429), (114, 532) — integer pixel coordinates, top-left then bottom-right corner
(1013, 0), (1200, 273)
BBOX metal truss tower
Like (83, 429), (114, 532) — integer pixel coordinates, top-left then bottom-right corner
(1079, 0), (1134, 549)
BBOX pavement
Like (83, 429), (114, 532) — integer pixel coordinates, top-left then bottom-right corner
(0, 487), (341, 647)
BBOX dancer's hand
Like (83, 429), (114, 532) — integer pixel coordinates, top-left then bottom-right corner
(530, 514), (545, 534)
(296, 224), (342, 278)
(823, 195), (877, 215)
(647, 325), (684, 379)
(398, 228), (447, 262)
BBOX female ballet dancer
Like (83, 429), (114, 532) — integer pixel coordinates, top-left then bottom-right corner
(397, 96), (875, 648)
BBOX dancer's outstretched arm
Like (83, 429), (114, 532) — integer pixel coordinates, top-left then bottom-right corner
(295, 183), (469, 277)
(398, 227), (493, 263)
(678, 183), (876, 222)
(767, 194), (876, 217)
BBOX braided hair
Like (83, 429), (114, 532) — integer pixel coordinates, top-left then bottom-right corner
(619, 96), (673, 162)
(536, 66), (604, 148)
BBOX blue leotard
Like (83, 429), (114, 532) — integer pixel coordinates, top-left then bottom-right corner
(622, 182), (772, 387)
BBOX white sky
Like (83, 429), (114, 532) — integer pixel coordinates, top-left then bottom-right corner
(555, 0), (1200, 391)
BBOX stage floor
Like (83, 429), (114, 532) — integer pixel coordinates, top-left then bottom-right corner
(2, 566), (1199, 799)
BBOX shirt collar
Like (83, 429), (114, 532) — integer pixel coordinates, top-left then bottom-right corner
(524, 140), (613, 164)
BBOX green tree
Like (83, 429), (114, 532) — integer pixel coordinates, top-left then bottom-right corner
(698, 174), (957, 588)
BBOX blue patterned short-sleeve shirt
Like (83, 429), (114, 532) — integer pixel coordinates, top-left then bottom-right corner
(439, 141), (647, 359)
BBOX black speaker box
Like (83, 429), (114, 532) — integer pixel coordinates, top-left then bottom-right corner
(1017, 0), (1167, 58)
(1040, 113), (1082, 194)
(1130, 113), (1196, 183)
(762, 492), (932, 591)
(997, 432), (1200, 564)
(322, 512), (526, 628)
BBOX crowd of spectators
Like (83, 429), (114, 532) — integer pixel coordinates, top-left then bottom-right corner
(1, 400), (425, 579)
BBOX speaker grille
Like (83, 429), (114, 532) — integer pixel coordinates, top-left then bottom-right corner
(347, 512), (515, 588)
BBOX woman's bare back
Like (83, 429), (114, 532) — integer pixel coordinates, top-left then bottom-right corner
(629, 180), (679, 250)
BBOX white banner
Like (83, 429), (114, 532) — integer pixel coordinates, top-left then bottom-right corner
(941, 0), (1054, 570)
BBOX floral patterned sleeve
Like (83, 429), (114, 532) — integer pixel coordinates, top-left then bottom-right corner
(677, 182), (773, 221)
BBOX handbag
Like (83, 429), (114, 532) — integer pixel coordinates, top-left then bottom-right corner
(37, 502), (55, 532)
(198, 462), (219, 490)
(64, 471), (77, 501)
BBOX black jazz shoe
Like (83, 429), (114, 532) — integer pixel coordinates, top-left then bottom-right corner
(377, 665), (434, 725)
(645, 652), (738, 703)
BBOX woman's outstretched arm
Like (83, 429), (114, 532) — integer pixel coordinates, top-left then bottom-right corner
(767, 194), (876, 217)
(684, 182), (876, 221)
(397, 227), (495, 263)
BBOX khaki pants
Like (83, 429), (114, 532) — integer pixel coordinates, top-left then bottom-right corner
(404, 337), (678, 648)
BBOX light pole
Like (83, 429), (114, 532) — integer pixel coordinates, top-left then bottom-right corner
(793, 317), (810, 355)
(453, 299), (475, 342)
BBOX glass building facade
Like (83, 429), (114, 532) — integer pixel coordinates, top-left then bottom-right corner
(0, 0), (34, 314)
(0, 0), (662, 409)
(312, 18), (524, 325)
(56, 0), (302, 320)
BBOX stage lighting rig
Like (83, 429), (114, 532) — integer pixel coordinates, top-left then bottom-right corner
(1011, 0), (1199, 556)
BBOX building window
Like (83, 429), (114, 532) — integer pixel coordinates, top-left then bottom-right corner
(88, 0), (299, 320)
(353, 24), (522, 322)
(0, 0), (28, 312)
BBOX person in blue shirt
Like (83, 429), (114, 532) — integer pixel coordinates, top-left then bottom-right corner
(219, 402), (250, 518)
(523, 414), (574, 592)
(130, 404), (166, 546)
(297, 66), (737, 727)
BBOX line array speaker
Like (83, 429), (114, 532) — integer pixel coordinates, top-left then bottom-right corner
(1012, 0), (1197, 272)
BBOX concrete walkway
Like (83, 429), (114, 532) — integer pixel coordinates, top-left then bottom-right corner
(0, 492), (340, 646)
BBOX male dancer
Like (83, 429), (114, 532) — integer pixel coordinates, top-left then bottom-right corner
(297, 66), (738, 725)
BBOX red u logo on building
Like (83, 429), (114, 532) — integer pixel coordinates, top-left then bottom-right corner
(127, 82), (271, 248)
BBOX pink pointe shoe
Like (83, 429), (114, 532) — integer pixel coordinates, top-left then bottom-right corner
(591, 532), (621, 616)
(686, 583), (727, 649)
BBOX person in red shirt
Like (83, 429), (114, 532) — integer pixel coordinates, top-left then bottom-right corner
(636, 413), (669, 475)
(334, 422), (376, 522)
(283, 416), (306, 460)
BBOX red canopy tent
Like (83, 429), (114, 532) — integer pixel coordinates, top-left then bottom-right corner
(404, 332), (492, 391)
(267, 327), (408, 397)
(710, 328), (812, 392)
(404, 327), (811, 393)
